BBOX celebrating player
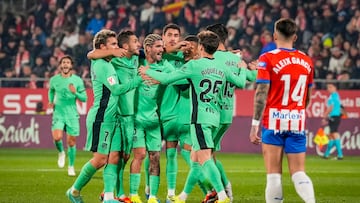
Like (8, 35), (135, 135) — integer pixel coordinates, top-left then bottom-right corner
(48, 55), (87, 176)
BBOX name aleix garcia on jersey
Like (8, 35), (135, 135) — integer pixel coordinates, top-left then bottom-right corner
(273, 56), (311, 74)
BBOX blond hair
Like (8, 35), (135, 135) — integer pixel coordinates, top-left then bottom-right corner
(93, 29), (117, 49)
(143, 34), (162, 53)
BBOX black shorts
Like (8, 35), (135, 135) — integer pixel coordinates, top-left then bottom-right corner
(328, 116), (341, 133)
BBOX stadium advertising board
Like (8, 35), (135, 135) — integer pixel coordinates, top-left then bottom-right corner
(1, 88), (360, 117)
(0, 115), (359, 155)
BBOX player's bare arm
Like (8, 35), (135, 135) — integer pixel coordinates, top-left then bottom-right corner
(87, 48), (127, 59)
(253, 83), (269, 121)
(249, 83), (269, 144)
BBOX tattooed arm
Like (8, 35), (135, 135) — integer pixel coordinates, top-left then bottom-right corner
(249, 83), (269, 144)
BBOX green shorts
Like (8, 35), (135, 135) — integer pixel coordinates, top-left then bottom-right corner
(162, 118), (178, 142)
(190, 123), (217, 151)
(110, 121), (122, 152)
(213, 123), (231, 151)
(119, 115), (134, 154)
(178, 123), (192, 147)
(51, 117), (80, 136)
(133, 120), (162, 152)
(85, 121), (117, 154)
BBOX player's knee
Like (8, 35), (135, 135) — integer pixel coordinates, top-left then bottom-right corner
(67, 137), (76, 146)
(133, 149), (146, 160)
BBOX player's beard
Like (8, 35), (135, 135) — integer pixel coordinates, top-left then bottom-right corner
(61, 67), (71, 75)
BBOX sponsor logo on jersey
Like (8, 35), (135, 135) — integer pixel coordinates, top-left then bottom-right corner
(107, 76), (116, 85)
(257, 61), (266, 70)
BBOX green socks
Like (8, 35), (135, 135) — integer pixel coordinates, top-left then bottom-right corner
(183, 161), (201, 194)
(215, 159), (229, 186)
(67, 146), (76, 167)
(54, 140), (64, 152)
(130, 173), (141, 195)
(180, 148), (191, 166)
(144, 154), (150, 190)
(202, 159), (224, 193)
(116, 158), (125, 197)
(103, 164), (117, 193)
(73, 161), (97, 191)
(166, 148), (178, 191)
(150, 175), (160, 196)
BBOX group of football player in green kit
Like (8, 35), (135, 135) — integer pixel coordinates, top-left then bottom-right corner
(54, 22), (256, 203)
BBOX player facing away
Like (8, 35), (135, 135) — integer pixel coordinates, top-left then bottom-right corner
(66, 29), (142, 203)
(205, 23), (258, 203)
(129, 34), (172, 203)
(159, 24), (205, 203)
(139, 30), (247, 203)
(87, 30), (141, 202)
(48, 55), (87, 176)
(249, 18), (316, 203)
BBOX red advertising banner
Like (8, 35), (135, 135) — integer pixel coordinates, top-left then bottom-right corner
(234, 89), (360, 118)
(0, 88), (94, 115)
(1, 88), (360, 118)
(0, 115), (359, 156)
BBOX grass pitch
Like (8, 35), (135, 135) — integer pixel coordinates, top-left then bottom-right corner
(0, 148), (359, 203)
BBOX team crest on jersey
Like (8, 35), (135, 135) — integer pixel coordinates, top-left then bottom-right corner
(257, 61), (266, 70)
(107, 76), (116, 85)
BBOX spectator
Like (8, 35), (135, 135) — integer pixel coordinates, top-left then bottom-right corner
(52, 8), (65, 36)
(259, 31), (276, 55)
(0, 40), (13, 77)
(14, 42), (30, 77)
(60, 26), (79, 53)
(328, 47), (348, 76)
(178, 0), (198, 34)
(39, 37), (55, 63)
(85, 10), (105, 36)
(2, 69), (18, 87)
(139, 1), (155, 34)
(32, 56), (47, 79)
(74, 3), (88, 33)
(20, 63), (33, 87)
(72, 34), (89, 67)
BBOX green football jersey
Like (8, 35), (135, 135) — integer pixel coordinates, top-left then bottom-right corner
(146, 57), (247, 126)
(161, 52), (190, 123)
(88, 59), (141, 122)
(162, 52), (185, 68)
(48, 74), (87, 119)
(134, 59), (173, 122)
(112, 56), (139, 116)
(214, 51), (257, 124)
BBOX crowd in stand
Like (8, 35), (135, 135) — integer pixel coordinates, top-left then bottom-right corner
(0, 0), (359, 89)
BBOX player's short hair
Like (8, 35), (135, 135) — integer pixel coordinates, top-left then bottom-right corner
(184, 35), (199, 43)
(143, 34), (162, 49)
(162, 23), (181, 36)
(59, 55), (74, 64)
(326, 81), (338, 89)
(197, 31), (219, 55)
(205, 23), (228, 44)
(93, 29), (117, 49)
(274, 18), (298, 39)
(117, 30), (135, 48)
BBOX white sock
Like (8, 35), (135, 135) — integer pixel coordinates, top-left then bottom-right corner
(168, 189), (175, 196)
(292, 171), (315, 203)
(217, 190), (228, 200)
(266, 173), (283, 203)
(145, 185), (150, 195)
(178, 191), (188, 201)
(103, 192), (114, 201)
